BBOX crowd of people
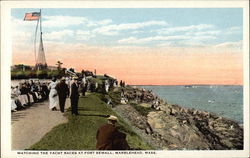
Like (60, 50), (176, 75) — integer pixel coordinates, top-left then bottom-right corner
(11, 73), (120, 114)
(11, 80), (49, 111)
(47, 76), (79, 115)
(11, 72), (133, 150)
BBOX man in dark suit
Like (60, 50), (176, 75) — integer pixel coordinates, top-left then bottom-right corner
(96, 115), (130, 150)
(56, 77), (69, 113)
(70, 77), (79, 115)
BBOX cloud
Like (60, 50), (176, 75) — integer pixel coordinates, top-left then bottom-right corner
(12, 31), (33, 42)
(118, 35), (195, 44)
(75, 30), (95, 40)
(12, 18), (37, 28)
(157, 24), (214, 34)
(93, 29), (119, 36)
(192, 35), (217, 41)
(214, 41), (242, 50)
(12, 14), (242, 52)
(156, 42), (173, 47)
(118, 37), (138, 44)
(224, 26), (242, 35)
(43, 16), (88, 28)
(86, 19), (113, 27)
(186, 30), (221, 36)
(93, 20), (168, 36)
(42, 16), (113, 28)
(132, 30), (144, 34)
(43, 30), (74, 40)
(11, 18), (36, 45)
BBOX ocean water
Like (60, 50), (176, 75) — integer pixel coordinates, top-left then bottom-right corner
(139, 85), (243, 124)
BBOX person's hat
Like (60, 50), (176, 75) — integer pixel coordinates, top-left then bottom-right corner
(107, 115), (118, 121)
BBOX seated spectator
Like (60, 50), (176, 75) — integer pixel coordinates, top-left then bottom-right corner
(96, 115), (130, 150)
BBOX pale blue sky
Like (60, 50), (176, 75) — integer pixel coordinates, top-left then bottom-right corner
(12, 8), (243, 48)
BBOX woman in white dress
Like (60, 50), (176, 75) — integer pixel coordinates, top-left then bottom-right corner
(48, 77), (59, 111)
(11, 87), (17, 111)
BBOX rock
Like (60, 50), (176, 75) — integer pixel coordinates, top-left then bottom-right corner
(169, 144), (178, 149)
(155, 106), (161, 110)
(139, 103), (151, 108)
(193, 110), (198, 115)
(147, 103), (243, 150)
(145, 127), (152, 134)
(112, 87), (243, 150)
(170, 107), (178, 115)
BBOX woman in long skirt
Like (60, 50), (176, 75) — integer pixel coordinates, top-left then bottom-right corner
(48, 77), (59, 111)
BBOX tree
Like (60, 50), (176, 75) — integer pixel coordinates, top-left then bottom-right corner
(56, 61), (63, 70)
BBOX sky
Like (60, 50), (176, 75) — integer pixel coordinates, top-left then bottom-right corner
(11, 8), (243, 85)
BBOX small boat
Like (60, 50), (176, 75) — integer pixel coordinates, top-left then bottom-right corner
(208, 100), (215, 103)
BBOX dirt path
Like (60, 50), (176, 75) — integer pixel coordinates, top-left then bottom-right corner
(11, 99), (70, 150)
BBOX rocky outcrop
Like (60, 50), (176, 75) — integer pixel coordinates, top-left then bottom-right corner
(147, 104), (243, 150)
(113, 105), (170, 149)
(113, 86), (243, 150)
(122, 86), (164, 105)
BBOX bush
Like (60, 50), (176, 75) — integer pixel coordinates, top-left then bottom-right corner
(27, 71), (36, 78)
(36, 70), (48, 79)
(13, 71), (27, 79)
(11, 69), (62, 79)
(47, 70), (60, 79)
(133, 105), (153, 116)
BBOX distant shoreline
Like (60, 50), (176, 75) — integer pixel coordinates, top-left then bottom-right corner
(133, 84), (243, 86)
(11, 79), (243, 87)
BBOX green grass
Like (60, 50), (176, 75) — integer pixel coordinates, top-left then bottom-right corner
(28, 93), (152, 150)
(133, 105), (153, 117)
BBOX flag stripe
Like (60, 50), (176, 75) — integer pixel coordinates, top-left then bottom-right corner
(24, 12), (40, 21)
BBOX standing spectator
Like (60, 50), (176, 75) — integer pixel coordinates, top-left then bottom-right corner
(56, 77), (69, 113)
(119, 80), (123, 87)
(105, 80), (109, 93)
(70, 77), (79, 115)
(95, 82), (98, 90)
(41, 82), (49, 99)
(80, 81), (86, 96)
(113, 80), (117, 87)
(102, 81), (106, 94)
(48, 77), (59, 111)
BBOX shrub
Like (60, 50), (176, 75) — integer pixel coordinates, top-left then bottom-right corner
(47, 70), (59, 79)
(133, 105), (153, 116)
(36, 70), (48, 79)
(14, 71), (27, 79)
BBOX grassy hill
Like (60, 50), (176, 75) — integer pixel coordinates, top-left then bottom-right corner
(28, 93), (152, 150)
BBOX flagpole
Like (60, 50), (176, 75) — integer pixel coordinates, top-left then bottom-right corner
(37, 9), (42, 70)
(34, 13), (39, 65)
(40, 9), (42, 34)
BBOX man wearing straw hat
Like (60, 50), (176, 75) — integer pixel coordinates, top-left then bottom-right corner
(96, 115), (130, 150)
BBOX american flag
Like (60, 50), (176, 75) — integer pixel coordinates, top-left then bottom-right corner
(23, 12), (40, 21)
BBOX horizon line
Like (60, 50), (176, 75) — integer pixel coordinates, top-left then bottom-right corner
(131, 84), (243, 86)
